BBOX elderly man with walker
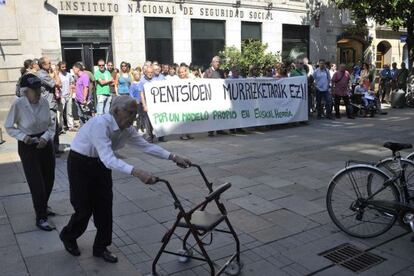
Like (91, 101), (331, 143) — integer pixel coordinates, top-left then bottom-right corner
(60, 95), (191, 263)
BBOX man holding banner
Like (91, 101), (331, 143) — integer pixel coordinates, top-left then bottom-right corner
(203, 56), (228, 136)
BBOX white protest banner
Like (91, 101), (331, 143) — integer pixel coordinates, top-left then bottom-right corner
(144, 76), (308, 136)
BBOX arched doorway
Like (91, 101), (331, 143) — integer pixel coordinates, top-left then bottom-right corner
(337, 37), (364, 65)
(376, 41), (392, 69)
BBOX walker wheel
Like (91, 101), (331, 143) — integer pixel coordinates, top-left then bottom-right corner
(225, 261), (243, 275)
(177, 249), (193, 263)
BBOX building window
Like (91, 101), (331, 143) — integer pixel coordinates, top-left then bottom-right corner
(241, 22), (262, 43)
(191, 19), (225, 69)
(145, 17), (173, 64)
(282, 24), (309, 61)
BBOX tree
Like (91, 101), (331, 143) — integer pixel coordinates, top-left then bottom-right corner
(332, 0), (414, 69)
(219, 40), (281, 76)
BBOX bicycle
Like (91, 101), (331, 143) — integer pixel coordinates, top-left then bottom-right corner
(407, 151), (414, 162)
(326, 142), (414, 239)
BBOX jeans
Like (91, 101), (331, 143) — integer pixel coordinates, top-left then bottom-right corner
(316, 90), (332, 117)
(96, 94), (112, 115)
(64, 96), (74, 128)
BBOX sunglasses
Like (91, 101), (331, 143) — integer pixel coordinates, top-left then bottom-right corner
(99, 65), (105, 67)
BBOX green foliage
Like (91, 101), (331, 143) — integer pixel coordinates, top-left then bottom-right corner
(332, 0), (414, 68)
(219, 40), (281, 76)
(332, 0), (414, 30)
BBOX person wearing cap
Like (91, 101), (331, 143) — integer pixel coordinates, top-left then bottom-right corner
(31, 58), (40, 73)
(59, 95), (191, 263)
(5, 74), (56, 231)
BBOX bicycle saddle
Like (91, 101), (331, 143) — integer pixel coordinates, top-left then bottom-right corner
(383, 142), (413, 152)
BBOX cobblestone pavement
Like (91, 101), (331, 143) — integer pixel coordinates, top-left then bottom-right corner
(1, 107), (414, 276)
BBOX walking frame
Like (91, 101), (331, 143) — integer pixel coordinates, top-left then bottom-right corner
(150, 164), (242, 276)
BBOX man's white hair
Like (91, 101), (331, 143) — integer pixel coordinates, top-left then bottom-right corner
(110, 95), (136, 114)
(212, 56), (221, 62)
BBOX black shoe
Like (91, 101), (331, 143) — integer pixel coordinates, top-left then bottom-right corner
(60, 234), (81, 256)
(158, 137), (166, 142)
(36, 218), (55, 231)
(208, 131), (215, 137)
(93, 249), (118, 263)
(335, 114), (341, 119)
(47, 206), (56, 217)
(347, 116), (355, 119)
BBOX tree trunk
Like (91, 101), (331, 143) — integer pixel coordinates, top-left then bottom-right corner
(407, 18), (414, 70)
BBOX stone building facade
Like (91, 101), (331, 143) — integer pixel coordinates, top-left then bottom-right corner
(0, 0), (408, 121)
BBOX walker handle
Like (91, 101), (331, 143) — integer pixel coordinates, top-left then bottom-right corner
(190, 164), (213, 191)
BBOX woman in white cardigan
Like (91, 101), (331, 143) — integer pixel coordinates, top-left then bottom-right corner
(5, 73), (56, 231)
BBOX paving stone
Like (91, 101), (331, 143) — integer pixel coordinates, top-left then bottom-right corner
(277, 183), (325, 201)
(243, 184), (290, 200)
(272, 195), (325, 216)
(113, 201), (142, 217)
(240, 259), (288, 275)
(25, 250), (84, 276)
(3, 195), (34, 216)
(220, 175), (259, 189)
(227, 209), (273, 233)
(253, 175), (295, 188)
(0, 223), (16, 248)
(147, 205), (179, 223)
(0, 245), (28, 276)
(133, 194), (176, 211)
(114, 212), (158, 230)
(229, 195), (281, 215)
(261, 209), (320, 234)
(8, 212), (38, 233)
(265, 254), (295, 268)
(115, 183), (160, 200)
(78, 254), (138, 276)
(128, 223), (167, 245)
(250, 225), (294, 243)
(16, 230), (63, 257)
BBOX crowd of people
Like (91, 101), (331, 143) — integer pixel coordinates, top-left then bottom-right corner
(13, 55), (414, 146)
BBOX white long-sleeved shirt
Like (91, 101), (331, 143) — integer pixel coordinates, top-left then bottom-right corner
(70, 113), (171, 174)
(5, 96), (55, 142)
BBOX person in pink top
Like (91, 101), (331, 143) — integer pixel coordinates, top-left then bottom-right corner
(331, 64), (354, 119)
(73, 62), (92, 126)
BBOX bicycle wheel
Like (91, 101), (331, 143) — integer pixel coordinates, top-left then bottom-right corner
(326, 165), (400, 238)
(407, 152), (414, 162)
(377, 158), (414, 201)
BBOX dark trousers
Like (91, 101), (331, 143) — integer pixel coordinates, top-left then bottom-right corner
(18, 138), (55, 220)
(60, 151), (113, 253)
(316, 90), (332, 117)
(138, 103), (154, 139)
(334, 95), (352, 118)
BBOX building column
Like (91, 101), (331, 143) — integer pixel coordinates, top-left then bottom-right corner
(173, 17), (192, 65)
(226, 19), (241, 50)
(262, 21), (281, 53)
